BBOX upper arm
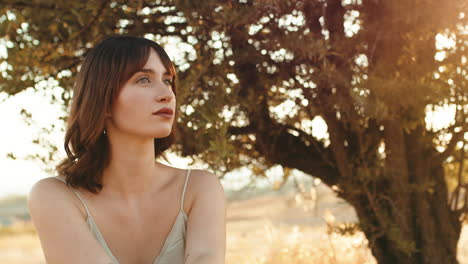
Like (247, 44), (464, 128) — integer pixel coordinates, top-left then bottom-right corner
(185, 170), (226, 264)
(27, 178), (114, 264)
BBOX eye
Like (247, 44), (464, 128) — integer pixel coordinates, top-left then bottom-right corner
(164, 79), (174, 86)
(137, 76), (151, 83)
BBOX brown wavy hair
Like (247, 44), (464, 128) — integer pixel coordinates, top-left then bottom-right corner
(56, 35), (178, 193)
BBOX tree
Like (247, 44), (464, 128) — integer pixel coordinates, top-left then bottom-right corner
(1, 0), (467, 263)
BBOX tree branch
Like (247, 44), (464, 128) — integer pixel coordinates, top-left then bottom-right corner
(227, 125), (256, 135)
(303, 0), (324, 36)
(69, 0), (110, 41)
(254, 121), (340, 186)
(1, 1), (56, 10)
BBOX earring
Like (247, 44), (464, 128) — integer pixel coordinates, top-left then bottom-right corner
(103, 128), (106, 135)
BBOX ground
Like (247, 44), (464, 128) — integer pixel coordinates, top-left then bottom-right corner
(1, 180), (467, 263)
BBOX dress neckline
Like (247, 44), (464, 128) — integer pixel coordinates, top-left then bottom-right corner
(87, 208), (188, 264)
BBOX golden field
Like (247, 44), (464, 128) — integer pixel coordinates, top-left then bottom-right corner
(1, 181), (467, 264)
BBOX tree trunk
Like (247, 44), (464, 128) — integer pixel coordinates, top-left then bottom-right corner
(342, 123), (462, 264)
(350, 167), (461, 263)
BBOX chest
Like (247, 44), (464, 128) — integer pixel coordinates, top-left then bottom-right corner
(85, 193), (186, 263)
(114, 217), (181, 261)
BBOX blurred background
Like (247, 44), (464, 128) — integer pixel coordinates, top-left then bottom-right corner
(0, 0), (467, 263)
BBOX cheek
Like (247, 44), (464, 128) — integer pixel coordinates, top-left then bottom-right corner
(112, 89), (149, 124)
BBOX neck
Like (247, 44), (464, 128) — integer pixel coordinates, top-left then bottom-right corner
(100, 135), (165, 202)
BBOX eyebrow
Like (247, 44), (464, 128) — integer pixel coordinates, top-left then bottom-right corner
(135, 68), (172, 77)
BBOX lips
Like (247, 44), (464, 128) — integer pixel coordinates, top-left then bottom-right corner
(153, 107), (173, 116)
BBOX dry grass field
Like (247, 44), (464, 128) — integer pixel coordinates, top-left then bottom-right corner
(1, 182), (467, 264)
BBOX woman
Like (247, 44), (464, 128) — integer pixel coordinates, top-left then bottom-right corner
(28, 35), (226, 264)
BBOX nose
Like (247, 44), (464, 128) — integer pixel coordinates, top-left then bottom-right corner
(154, 87), (175, 103)
(155, 93), (173, 102)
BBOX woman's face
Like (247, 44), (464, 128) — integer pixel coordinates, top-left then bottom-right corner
(106, 48), (176, 139)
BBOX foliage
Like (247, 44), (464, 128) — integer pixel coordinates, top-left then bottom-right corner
(1, 0), (467, 262)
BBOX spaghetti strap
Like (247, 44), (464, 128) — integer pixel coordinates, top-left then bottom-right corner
(53, 176), (92, 219)
(180, 169), (191, 211)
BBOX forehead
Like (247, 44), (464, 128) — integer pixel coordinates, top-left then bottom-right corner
(141, 48), (165, 72)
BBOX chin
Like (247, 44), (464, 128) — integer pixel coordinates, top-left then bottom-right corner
(151, 129), (172, 138)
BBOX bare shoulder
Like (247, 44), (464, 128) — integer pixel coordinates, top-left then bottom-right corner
(28, 177), (86, 220)
(29, 177), (71, 205)
(188, 169), (225, 195)
(28, 177), (114, 263)
(185, 169), (226, 214)
(28, 177), (75, 226)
